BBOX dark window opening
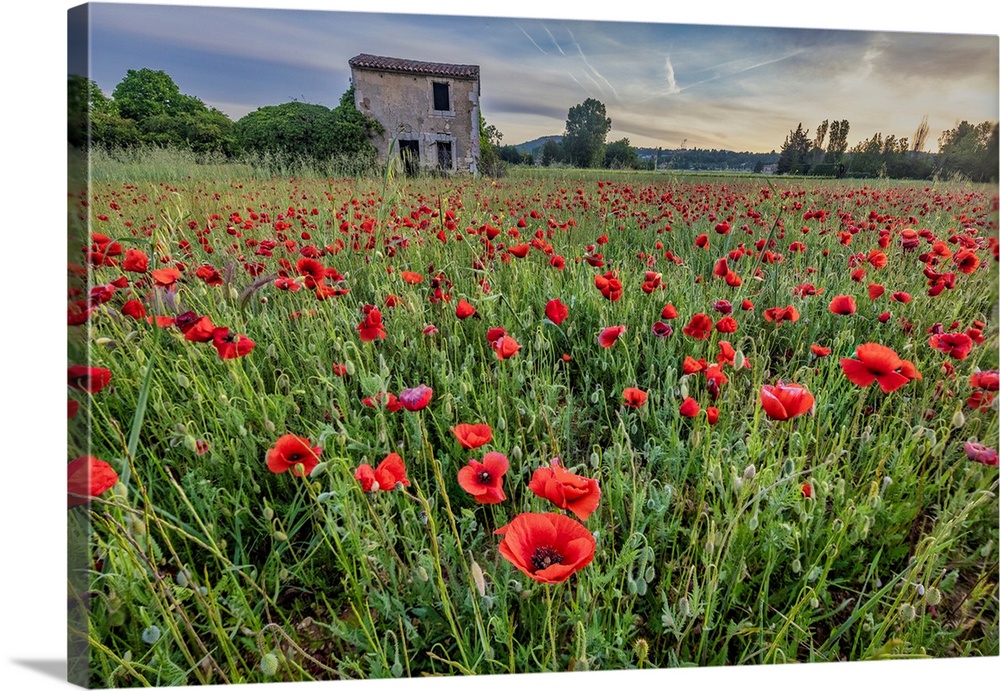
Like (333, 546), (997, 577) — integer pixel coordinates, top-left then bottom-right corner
(437, 142), (453, 171)
(433, 82), (450, 111)
(399, 139), (420, 175)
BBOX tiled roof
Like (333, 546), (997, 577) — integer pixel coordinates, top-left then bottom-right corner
(349, 54), (479, 79)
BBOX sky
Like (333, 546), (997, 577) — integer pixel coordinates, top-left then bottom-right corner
(73, 0), (999, 154)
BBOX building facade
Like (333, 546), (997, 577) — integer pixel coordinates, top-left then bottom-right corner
(348, 53), (481, 174)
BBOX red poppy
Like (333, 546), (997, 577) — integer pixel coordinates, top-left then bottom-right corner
(965, 441), (998, 466)
(492, 334), (521, 360)
(890, 291), (912, 303)
(151, 267), (181, 287)
(495, 512), (596, 584)
(953, 249), (980, 274)
(332, 363), (348, 377)
(508, 244), (530, 258)
(455, 299), (477, 320)
(840, 343), (914, 393)
(596, 324), (626, 349)
(362, 391), (403, 412)
(212, 327), (255, 359)
(266, 434), (322, 477)
(801, 482), (813, 499)
(970, 370), (1000, 391)
(810, 344), (832, 357)
(457, 451), (509, 504)
(715, 316), (738, 333)
(68, 456), (119, 508)
(399, 384), (433, 411)
(706, 406), (720, 425)
(763, 305), (800, 325)
(622, 387), (648, 408)
(679, 397), (700, 418)
(528, 459), (601, 521)
(179, 314), (216, 343)
(355, 452), (410, 491)
(828, 295), (857, 315)
(868, 283), (885, 300)
(68, 365), (111, 394)
(400, 270), (424, 284)
(122, 249), (149, 273)
(652, 321), (673, 338)
(451, 423), (493, 450)
(594, 271), (623, 301)
(661, 303), (679, 319)
(356, 306), (387, 342)
(545, 298), (569, 325)
(68, 300), (92, 326)
(682, 313), (713, 340)
(68, 399), (79, 419)
(297, 257), (326, 289)
(760, 382), (815, 420)
(929, 332), (974, 360)
(121, 299), (146, 320)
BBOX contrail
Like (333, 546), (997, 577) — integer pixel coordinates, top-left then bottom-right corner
(517, 24), (548, 55)
(678, 50), (806, 92)
(542, 24), (567, 56)
(566, 27), (617, 99)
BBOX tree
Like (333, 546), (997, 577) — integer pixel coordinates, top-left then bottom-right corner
(539, 139), (563, 166)
(112, 68), (186, 122)
(562, 98), (611, 168)
(234, 102), (342, 162)
(777, 123), (811, 174)
(936, 120), (998, 182)
(826, 119), (850, 164)
(232, 86), (382, 170)
(478, 115), (505, 177)
(603, 138), (640, 169)
(68, 75), (112, 147)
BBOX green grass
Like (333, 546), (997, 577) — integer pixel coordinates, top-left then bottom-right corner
(69, 157), (999, 686)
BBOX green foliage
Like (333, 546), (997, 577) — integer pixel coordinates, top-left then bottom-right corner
(68, 74), (112, 146)
(777, 123), (812, 174)
(233, 87), (381, 174)
(111, 68), (186, 122)
(604, 138), (641, 170)
(563, 98), (611, 168)
(478, 115), (505, 177)
(936, 120), (999, 182)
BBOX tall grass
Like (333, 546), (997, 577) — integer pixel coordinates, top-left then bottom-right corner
(70, 158), (999, 686)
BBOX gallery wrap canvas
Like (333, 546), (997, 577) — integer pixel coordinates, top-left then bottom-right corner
(64, 1), (998, 688)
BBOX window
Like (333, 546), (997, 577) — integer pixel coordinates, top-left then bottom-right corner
(432, 82), (450, 112)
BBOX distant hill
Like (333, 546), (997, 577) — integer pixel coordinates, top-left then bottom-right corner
(514, 135), (562, 154)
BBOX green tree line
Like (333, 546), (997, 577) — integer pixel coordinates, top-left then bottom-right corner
(69, 69), (383, 173)
(777, 117), (998, 182)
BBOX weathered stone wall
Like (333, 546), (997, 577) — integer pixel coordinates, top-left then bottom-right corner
(351, 68), (480, 173)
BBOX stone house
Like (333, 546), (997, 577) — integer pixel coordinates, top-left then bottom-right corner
(348, 53), (481, 174)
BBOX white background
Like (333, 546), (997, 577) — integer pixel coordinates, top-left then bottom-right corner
(3, 1), (997, 689)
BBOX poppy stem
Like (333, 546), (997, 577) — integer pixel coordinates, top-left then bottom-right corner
(497, 292), (528, 333)
(545, 583), (557, 671)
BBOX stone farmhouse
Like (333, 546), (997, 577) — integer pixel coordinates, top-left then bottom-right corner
(348, 53), (481, 174)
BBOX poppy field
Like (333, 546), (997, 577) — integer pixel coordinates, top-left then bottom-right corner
(67, 161), (999, 686)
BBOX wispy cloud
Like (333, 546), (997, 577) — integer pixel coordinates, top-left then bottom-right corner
(663, 53), (679, 95)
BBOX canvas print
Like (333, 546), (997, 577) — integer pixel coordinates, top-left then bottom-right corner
(67, 2), (998, 687)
